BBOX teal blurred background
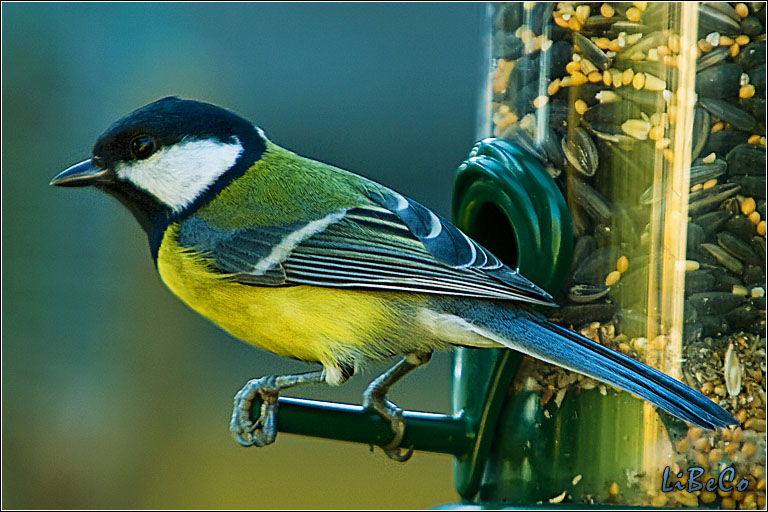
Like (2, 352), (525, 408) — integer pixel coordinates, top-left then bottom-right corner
(2, 2), (486, 508)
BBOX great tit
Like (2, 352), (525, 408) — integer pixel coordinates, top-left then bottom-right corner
(51, 97), (737, 460)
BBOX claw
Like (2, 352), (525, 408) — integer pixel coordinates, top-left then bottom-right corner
(384, 445), (415, 462)
(229, 377), (279, 447)
(379, 405), (406, 451)
(363, 394), (412, 461)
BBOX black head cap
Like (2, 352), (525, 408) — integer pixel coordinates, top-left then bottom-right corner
(92, 96), (262, 170)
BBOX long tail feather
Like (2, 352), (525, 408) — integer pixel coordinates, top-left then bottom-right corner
(495, 311), (739, 430)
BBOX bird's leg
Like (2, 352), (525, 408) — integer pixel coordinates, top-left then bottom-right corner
(230, 370), (326, 447)
(363, 351), (432, 462)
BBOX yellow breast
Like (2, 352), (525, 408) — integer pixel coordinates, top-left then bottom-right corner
(155, 224), (410, 366)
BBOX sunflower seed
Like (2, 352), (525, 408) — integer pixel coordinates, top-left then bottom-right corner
(562, 127), (599, 176)
(700, 243), (745, 274)
(726, 144), (766, 176)
(695, 63), (744, 98)
(573, 32), (612, 70)
(699, 98), (757, 131)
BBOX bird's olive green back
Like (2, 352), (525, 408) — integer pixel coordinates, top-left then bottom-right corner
(194, 142), (366, 230)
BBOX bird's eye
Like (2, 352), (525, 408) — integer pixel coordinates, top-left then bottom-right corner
(130, 136), (156, 160)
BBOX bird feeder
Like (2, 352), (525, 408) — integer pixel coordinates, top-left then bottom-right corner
(247, 2), (766, 509)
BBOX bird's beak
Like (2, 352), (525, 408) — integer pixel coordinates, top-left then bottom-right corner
(50, 159), (112, 187)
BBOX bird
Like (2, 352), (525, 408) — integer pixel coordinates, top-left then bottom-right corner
(51, 97), (738, 460)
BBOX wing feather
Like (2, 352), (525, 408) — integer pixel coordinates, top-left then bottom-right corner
(176, 187), (555, 305)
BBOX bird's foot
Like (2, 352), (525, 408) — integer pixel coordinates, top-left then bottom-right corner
(363, 389), (414, 462)
(230, 377), (280, 447)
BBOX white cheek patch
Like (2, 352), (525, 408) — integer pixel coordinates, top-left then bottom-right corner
(115, 137), (243, 213)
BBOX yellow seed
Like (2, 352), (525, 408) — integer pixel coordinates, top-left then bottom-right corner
(735, 3), (749, 18)
(662, 54), (678, 67)
(600, 3), (614, 18)
(576, 5), (591, 24)
(747, 210), (761, 224)
(675, 438), (690, 452)
(700, 381), (713, 394)
(691, 183), (703, 193)
(574, 99), (588, 115)
(693, 436), (710, 451)
(700, 491), (717, 504)
(663, 148), (674, 162)
(656, 138), (671, 150)
(648, 125), (664, 141)
(698, 39), (713, 52)
(605, 270), (621, 287)
(622, 119), (651, 139)
(644, 73), (666, 91)
(733, 284), (749, 296)
(632, 72), (646, 90)
(547, 78), (561, 96)
(711, 121), (724, 132)
(621, 68), (634, 85)
(559, 75), (573, 87)
(703, 178), (717, 189)
(626, 6), (642, 22)
(694, 452), (708, 467)
(702, 152), (716, 163)
(626, 33), (643, 45)
(650, 495), (667, 508)
(732, 489), (745, 502)
(570, 71), (588, 86)
(595, 37), (611, 50)
(668, 109), (678, 127)
(730, 43), (740, 57)
(721, 498), (735, 509)
(611, 69), (622, 88)
(656, 45), (670, 57)
(617, 256), (629, 273)
(580, 58), (597, 75)
(566, 61), (581, 74)
(608, 482), (620, 495)
(736, 34), (750, 46)
(742, 442), (756, 457)
(493, 112), (518, 133)
(748, 134), (761, 144)
(740, 84), (755, 99)
(519, 29), (536, 44)
(553, 13), (570, 29)
(742, 197), (756, 215)
(533, 95), (549, 109)
(568, 16), (582, 31)
(608, 38), (622, 52)
(633, 1), (647, 10)
(758, 221), (766, 236)
(720, 35), (735, 46)
(587, 71), (602, 83)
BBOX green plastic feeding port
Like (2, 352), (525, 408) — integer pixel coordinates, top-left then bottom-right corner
(450, 138), (573, 501)
(246, 138), (573, 505)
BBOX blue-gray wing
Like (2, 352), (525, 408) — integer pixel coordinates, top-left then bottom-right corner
(176, 186), (554, 305)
